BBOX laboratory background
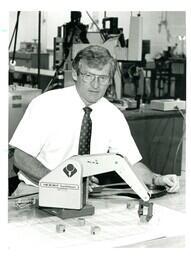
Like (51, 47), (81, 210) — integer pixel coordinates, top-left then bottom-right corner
(8, 11), (186, 249)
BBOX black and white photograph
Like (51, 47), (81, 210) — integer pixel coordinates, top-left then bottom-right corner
(0, 1), (190, 253)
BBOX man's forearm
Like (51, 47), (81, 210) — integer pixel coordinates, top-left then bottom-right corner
(14, 148), (50, 185)
(132, 161), (180, 192)
(132, 161), (154, 185)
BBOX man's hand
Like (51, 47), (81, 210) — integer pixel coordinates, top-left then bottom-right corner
(11, 182), (38, 197)
(88, 176), (99, 192)
(154, 174), (180, 193)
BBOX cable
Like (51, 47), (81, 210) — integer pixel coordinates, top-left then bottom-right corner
(43, 72), (57, 92)
(9, 25), (17, 50)
(8, 192), (38, 200)
(172, 106), (186, 173)
(86, 11), (106, 42)
(11, 11), (21, 64)
(161, 117), (175, 174)
(37, 11), (41, 89)
(9, 11), (21, 50)
(90, 182), (167, 199)
(175, 106), (185, 119)
(173, 125), (185, 174)
(149, 117), (169, 169)
(86, 11), (102, 33)
(152, 118), (169, 170)
(148, 119), (163, 165)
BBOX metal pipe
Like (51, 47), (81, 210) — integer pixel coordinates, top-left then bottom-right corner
(12, 11), (20, 62)
(37, 11), (41, 88)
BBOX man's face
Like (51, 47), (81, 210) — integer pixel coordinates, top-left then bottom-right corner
(74, 62), (112, 106)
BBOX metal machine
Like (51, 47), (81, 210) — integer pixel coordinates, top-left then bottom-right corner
(39, 153), (151, 219)
(9, 86), (42, 182)
(50, 12), (144, 101)
(53, 11), (89, 70)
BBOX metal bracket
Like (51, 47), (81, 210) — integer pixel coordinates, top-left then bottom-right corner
(138, 199), (153, 222)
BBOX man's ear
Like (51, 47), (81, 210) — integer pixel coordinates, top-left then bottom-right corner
(72, 68), (78, 81)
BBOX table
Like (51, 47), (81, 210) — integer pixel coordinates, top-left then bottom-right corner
(121, 170), (185, 248)
(98, 107), (184, 185)
(123, 107), (184, 176)
(8, 171), (186, 248)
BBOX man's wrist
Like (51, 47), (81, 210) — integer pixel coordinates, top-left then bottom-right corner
(152, 173), (163, 186)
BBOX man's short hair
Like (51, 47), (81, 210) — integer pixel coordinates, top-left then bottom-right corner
(72, 45), (117, 77)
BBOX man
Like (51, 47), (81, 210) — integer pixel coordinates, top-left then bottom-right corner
(9, 45), (179, 195)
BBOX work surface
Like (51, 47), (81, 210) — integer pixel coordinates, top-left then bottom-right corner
(8, 171), (186, 249)
(122, 107), (184, 121)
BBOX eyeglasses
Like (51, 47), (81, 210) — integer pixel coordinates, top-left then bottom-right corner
(79, 71), (111, 85)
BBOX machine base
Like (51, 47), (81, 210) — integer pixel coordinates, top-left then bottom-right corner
(39, 204), (95, 219)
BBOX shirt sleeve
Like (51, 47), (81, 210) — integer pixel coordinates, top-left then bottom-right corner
(9, 98), (47, 158)
(108, 111), (142, 165)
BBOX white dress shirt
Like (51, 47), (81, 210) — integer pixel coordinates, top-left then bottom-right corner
(9, 85), (142, 185)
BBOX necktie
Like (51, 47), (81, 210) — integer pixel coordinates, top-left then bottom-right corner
(78, 107), (92, 155)
(78, 106), (92, 206)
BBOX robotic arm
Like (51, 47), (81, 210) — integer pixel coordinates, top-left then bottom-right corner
(39, 153), (150, 210)
(76, 153), (150, 201)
